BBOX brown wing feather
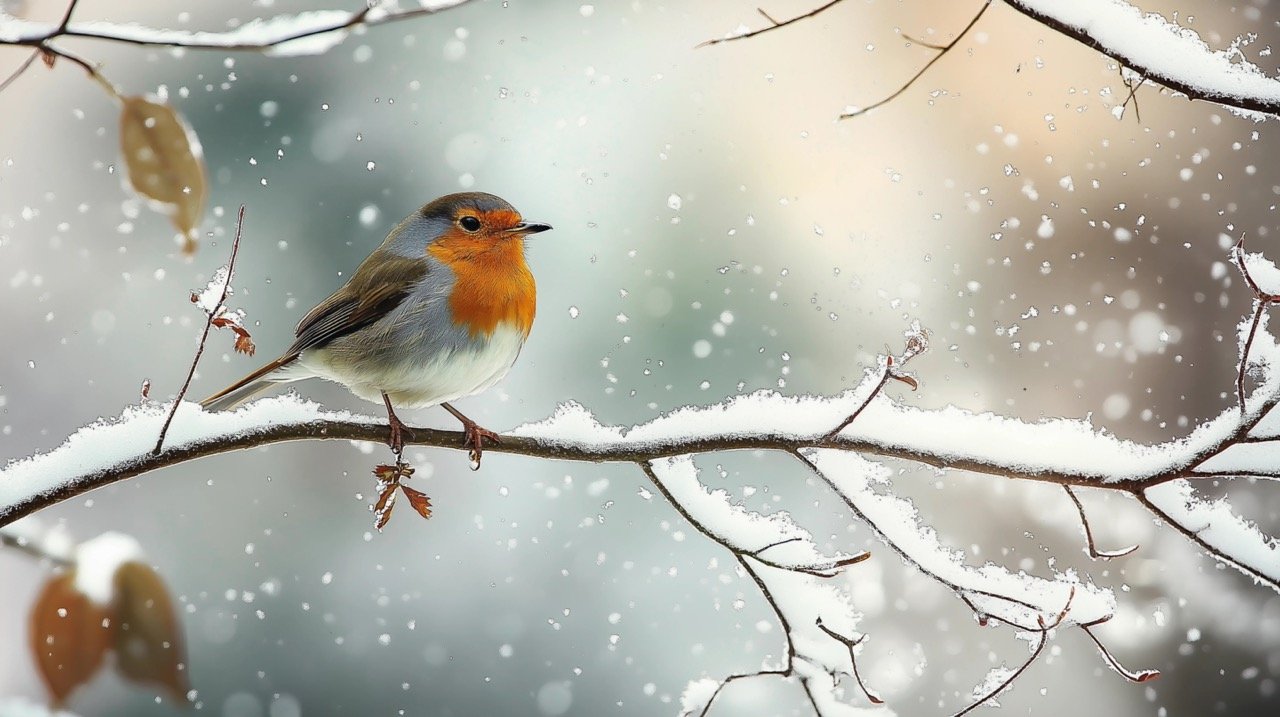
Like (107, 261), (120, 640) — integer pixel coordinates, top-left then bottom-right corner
(201, 252), (429, 409)
(288, 252), (430, 354)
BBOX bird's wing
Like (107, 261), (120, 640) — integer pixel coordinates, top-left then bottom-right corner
(289, 252), (431, 354)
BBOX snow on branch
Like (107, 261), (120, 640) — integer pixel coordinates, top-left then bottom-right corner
(1005, 0), (1280, 119)
(2, 260), (1279, 714)
(703, 0), (1280, 120)
(0, 0), (473, 56)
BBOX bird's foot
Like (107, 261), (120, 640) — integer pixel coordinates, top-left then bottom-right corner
(460, 420), (501, 470)
(386, 410), (409, 457)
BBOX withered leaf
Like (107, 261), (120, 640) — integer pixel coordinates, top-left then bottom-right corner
(400, 485), (433, 520)
(111, 561), (190, 704)
(29, 572), (111, 707)
(119, 96), (207, 254)
(40, 49), (56, 69)
(375, 490), (397, 531)
(891, 373), (919, 391)
(233, 331), (256, 356)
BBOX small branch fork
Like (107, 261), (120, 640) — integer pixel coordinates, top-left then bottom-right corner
(0, 0), (475, 96)
(699, 0), (992, 120)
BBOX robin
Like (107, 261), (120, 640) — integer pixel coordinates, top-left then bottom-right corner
(200, 192), (551, 462)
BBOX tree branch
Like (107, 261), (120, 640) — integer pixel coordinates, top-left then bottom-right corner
(2, 1), (474, 53)
(1004, 0), (1280, 118)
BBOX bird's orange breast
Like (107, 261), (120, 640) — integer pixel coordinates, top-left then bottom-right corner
(428, 232), (536, 338)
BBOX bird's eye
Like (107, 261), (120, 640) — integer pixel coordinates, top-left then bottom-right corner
(459, 215), (482, 232)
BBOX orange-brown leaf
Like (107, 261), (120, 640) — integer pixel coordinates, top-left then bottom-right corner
(40, 49), (56, 69)
(374, 491), (397, 531)
(111, 562), (190, 704)
(29, 572), (111, 707)
(119, 96), (207, 254)
(233, 331), (256, 356)
(400, 485), (433, 519)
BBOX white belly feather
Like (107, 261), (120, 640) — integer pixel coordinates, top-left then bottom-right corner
(297, 323), (528, 408)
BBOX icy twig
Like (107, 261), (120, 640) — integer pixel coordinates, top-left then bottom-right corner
(0, 0), (475, 95)
(1079, 618), (1161, 683)
(813, 618), (882, 705)
(951, 587), (1075, 717)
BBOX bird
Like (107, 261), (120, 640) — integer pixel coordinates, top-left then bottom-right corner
(200, 192), (551, 462)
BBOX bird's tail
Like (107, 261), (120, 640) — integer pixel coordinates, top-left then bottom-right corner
(200, 354), (303, 412)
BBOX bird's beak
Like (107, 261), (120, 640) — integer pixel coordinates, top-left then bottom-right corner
(509, 222), (553, 236)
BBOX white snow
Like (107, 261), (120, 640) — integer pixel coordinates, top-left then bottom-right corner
(0, 2), (471, 57)
(73, 531), (144, 604)
(1008, 0), (1280, 119)
(0, 395), (376, 522)
(647, 456), (863, 572)
(805, 450), (1116, 628)
(1239, 250), (1280, 295)
(513, 365), (1275, 485)
(1144, 480), (1279, 588)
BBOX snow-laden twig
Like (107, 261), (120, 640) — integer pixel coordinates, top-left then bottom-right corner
(704, 0), (1280, 120)
(0, 0), (472, 54)
(1004, 0), (1280, 119)
(0, 0), (476, 92)
(153, 205), (245, 454)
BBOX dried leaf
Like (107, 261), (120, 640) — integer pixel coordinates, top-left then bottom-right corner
(375, 490), (397, 531)
(111, 561), (190, 704)
(233, 331), (256, 356)
(400, 485), (433, 519)
(119, 96), (207, 254)
(374, 481), (397, 514)
(29, 572), (111, 706)
(39, 48), (56, 69)
(890, 372), (919, 390)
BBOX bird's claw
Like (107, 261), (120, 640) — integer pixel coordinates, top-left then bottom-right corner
(461, 422), (500, 470)
(386, 412), (408, 457)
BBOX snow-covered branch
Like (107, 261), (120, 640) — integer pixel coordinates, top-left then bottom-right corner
(1004, 0), (1280, 119)
(3, 259), (1279, 715)
(704, 0), (1280, 120)
(1, 0), (473, 56)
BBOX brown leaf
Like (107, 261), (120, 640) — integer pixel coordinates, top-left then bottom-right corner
(890, 372), (919, 390)
(400, 485), (433, 519)
(111, 562), (191, 704)
(233, 331), (256, 357)
(119, 96), (207, 254)
(375, 490), (397, 531)
(39, 49), (56, 69)
(29, 572), (112, 707)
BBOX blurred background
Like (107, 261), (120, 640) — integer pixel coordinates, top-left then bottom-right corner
(1, 0), (1278, 714)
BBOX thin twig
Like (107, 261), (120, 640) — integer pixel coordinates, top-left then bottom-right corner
(792, 449), (1044, 615)
(0, 49), (40, 94)
(951, 587), (1074, 717)
(697, 0), (848, 48)
(1063, 486), (1139, 559)
(0, 530), (73, 567)
(1079, 619), (1160, 683)
(4, 1), (471, 52)
(825, 363), (893, 439)
(814, 618), (882, 704)
(153, 205), (246, 454)
(840, 0), (992, 119)
(1231, 235), (1276, 415)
